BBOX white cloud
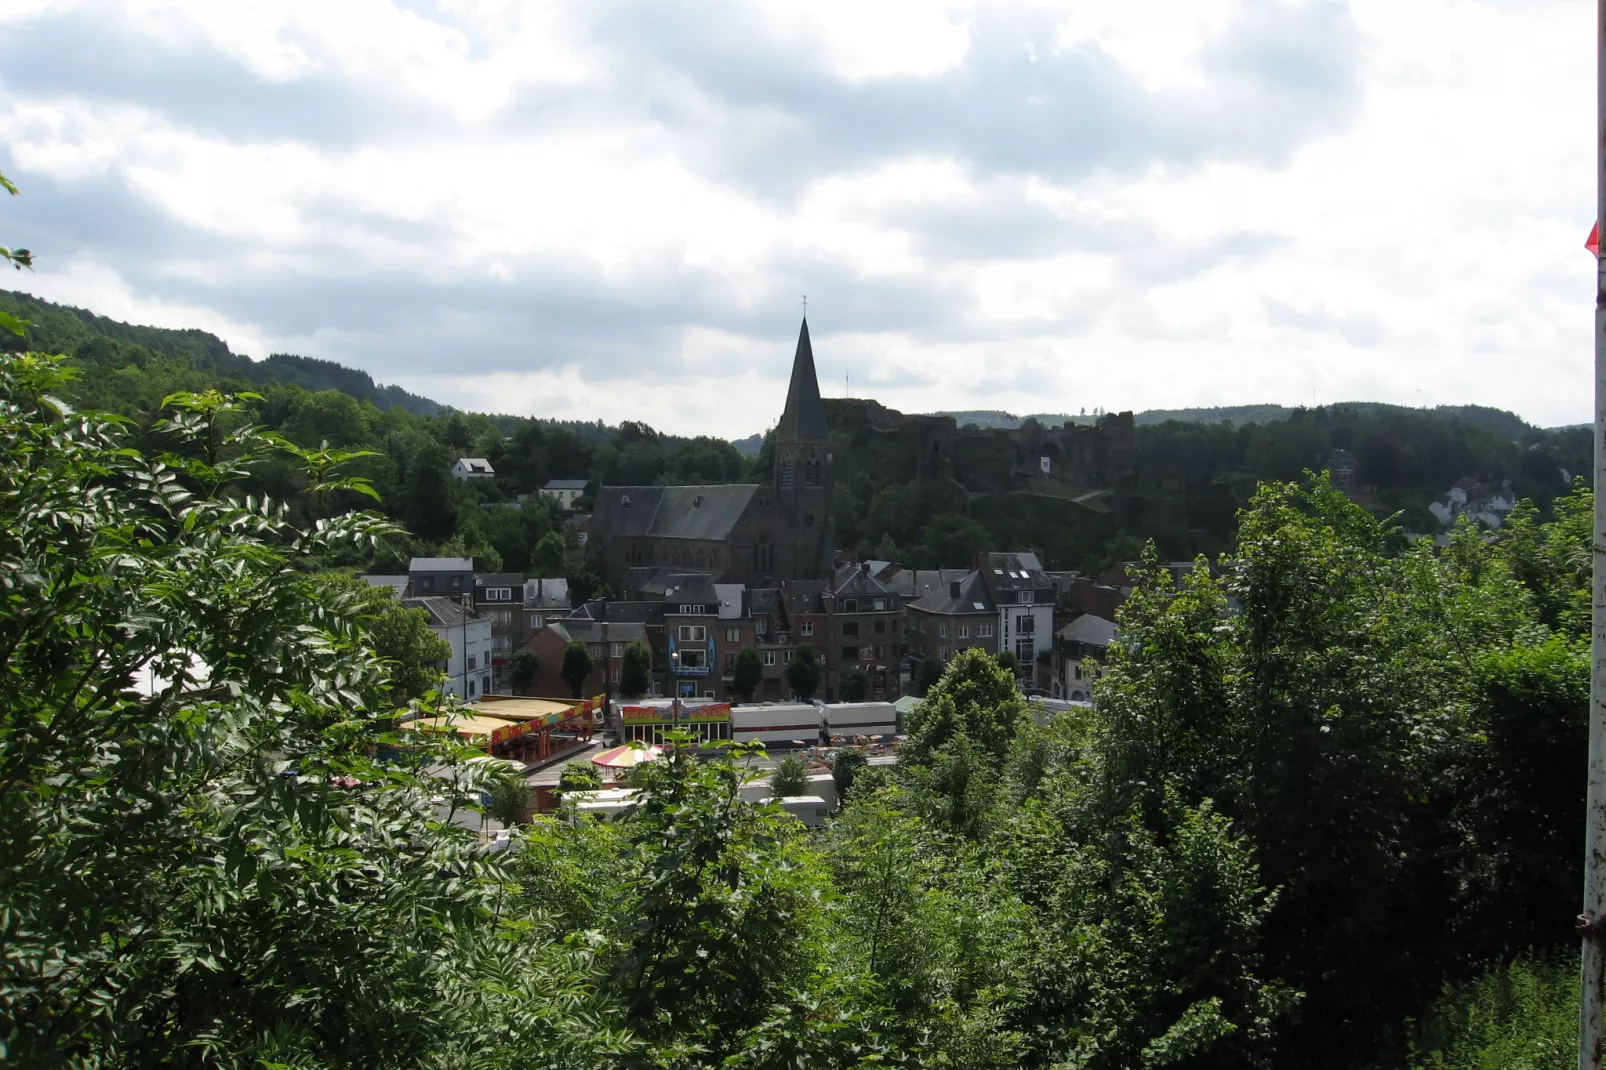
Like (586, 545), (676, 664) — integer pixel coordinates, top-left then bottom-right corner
(0, 0), (1595, 434)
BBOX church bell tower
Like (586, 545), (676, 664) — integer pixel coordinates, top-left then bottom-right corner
(773, 318), (834, 577)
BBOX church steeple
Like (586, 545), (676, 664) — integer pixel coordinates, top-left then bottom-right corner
(775, 318), (829, 443)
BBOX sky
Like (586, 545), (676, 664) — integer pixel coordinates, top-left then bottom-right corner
(0, 0), (1594, 436)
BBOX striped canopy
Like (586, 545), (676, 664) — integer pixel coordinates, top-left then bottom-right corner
(591, 744), (662, 770)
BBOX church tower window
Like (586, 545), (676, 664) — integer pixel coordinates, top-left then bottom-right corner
(780, 453), (794, 489)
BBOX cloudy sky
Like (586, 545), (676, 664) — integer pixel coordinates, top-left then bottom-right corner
(0, 0), (1593, 435)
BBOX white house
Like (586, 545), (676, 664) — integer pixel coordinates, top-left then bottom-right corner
(1056, 613), (1116, 702)
(404, 595), (494, 701)
(539, 478), (588, 509)
(978, 552), (1057, 674)
(452, 457), (495, 481)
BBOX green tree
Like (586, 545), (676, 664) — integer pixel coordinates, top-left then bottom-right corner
(557, 762), (603, 794)
(831, 746), (868, 804)
(561, 640), (594, 698)
(316, 572), (451, 706)
(906, 648), (1027, 766)
(770, 754), (809, 797)
(732, 645), (764, 702)
(837, 665), (869, 702)
(488, 771), (533, 827)
(610, 736), (825, 1054)
(995, 649), (1020, 677)
(619, 639), (652, 698)
(785, 644), (822, 702)
(0, 358), (522, 1066)
(509, 647), (539, 694)
(915, 656), (943, 696)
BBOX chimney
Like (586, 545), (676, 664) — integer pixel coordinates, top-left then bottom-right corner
(949, 580), (961, 598)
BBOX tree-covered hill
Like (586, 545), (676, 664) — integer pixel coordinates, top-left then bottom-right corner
(0, 289), (442, 415)
(2, 286), (1590, 574)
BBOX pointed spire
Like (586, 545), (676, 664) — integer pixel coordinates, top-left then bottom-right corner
(775, 318), (829, 443)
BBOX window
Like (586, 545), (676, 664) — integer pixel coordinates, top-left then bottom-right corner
(763, 651), (776, 666)
(725, 653), (736, 671)
(841, 598), (857, 613)
(484, 587), (511, 602)
(678, 625), (706, 642)
(1018, 590), (1033, 604)
(610, 642), (623, 658)
(979, 623), (994, 637)
(703, 690), (716, 699)
(468, 679), (476, 697)
(873, 598), (886, 611)
(450, 576), (462, 590)
(678, 648), (706, 669)
(871, 620), (883, 634)
(1017, 615), (1036, 634)
(1074, 665), (1082, 680)
(610, 667), (621, 683)
(939, 646), (949, 660)
(724, 627), (741, 643)
(483, 674), (491, 694)
(467, 655), (476, 670)
(958, 624), (969, 639)
(842, 646), (859, 662)
(938, 623), (947, 638)
(780, 453), (794, 488)
(874, 645), (884, 659)
(842, 622), (859, 637)
(528, 614), (542, 629)
(800, 621), (814, 637)
(1015, 637), (1035, 663)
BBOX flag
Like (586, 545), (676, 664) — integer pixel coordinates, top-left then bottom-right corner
(1589, 222), (1599, 258)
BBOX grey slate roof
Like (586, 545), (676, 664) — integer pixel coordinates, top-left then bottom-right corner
(475, 572), (526, 589)
(402, 595), (473, 629)
(571, 600), (664, 624)
(543, 478), (589, 490)
(363, 574), (408, 598)
(409, 557), (474, 572)
(1059, 614), (1117, 648)
(660, 573), (721, 607)
(774, 319), (829, 443)
(593, 484), (759, 541)
(523, 578), (570, 609)
(780, 580), (827, 617)
(832, 563), (897, 600)
(981, 553), (1053, 594)
(549, 620), (649, 646)
(908, 572), (995, 616)
(715, 583), (746, 619)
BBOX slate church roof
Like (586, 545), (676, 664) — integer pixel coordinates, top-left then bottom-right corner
(592, 484), (760, 541)
(774, 318), (829, 443)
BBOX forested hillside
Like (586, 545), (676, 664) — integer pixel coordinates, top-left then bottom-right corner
(2, 288), (1591, 578)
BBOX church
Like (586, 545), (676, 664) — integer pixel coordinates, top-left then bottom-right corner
(589, 319), (835, 594)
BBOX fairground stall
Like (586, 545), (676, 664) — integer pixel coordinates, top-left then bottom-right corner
(617, 698), (731, 746)
(405, 694), (602, 764)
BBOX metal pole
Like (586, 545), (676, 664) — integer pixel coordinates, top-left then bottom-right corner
(1581, 2), (1606, 1064)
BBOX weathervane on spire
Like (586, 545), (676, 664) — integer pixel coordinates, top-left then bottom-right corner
(802, 294), (807, 318)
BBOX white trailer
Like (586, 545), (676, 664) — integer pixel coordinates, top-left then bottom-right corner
(730, 703), (822, 747)
(761, 795), (831, 827)
(823, 701), (897, 740)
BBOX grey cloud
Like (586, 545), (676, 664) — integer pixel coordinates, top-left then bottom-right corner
(1262, 295), (1386, 347)
(558, 0), (1364, 193)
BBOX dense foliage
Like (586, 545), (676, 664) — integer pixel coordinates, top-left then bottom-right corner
(0, 347), (1593, 1067)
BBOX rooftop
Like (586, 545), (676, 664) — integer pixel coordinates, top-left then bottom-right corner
(410, 556), (475, 572)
